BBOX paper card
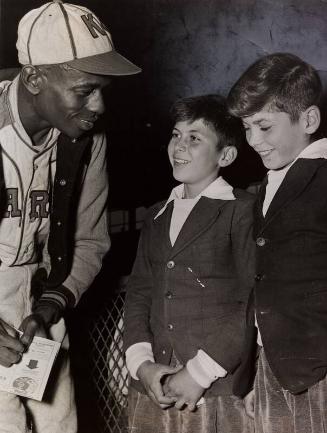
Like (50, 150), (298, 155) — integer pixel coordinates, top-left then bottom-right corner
(0, 336), (61, 401)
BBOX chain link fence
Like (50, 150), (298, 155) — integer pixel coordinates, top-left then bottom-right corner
(89, 284), (129, 433)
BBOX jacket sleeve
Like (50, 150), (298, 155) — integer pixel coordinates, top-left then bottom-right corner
(123, 209), (156, 353)
(61, 132), (110, 304)
(231, 198), (256, 302)
(201, 197), (255, 372)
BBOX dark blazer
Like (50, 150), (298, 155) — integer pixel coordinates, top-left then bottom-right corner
(124, 188), (255, 397)
(247, 158), (327, 395)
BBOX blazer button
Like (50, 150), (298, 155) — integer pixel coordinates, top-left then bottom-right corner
(167, 260), (175, 269)
(166, 291), (173, 299)
(59, 179), (67, 186)
(256, 237), (266, 247)
(167, 324), (174, 331)
(254, 274), (264, 282)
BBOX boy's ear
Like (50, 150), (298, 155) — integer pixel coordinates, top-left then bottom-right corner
(20, 65), (45, 96)
(302, 105), (320, 134)
(218, 146), (238, 167)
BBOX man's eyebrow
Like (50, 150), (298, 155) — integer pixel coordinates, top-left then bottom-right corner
(72, 83), (97, 88)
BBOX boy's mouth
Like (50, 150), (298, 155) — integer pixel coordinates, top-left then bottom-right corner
(174, 158), (190, 165)
(257, 149), (273, 157)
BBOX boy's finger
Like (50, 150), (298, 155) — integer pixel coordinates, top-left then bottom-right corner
(159, 364), (183, 378)
(187, 402), (197, 412)
(148, 390), (175, 408)
(174, 398), (186, 410)
(158, 395), (177, 405)
(152, 385), (177, 405)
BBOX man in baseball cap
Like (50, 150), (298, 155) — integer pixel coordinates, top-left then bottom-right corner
(0, 1), (140, 432)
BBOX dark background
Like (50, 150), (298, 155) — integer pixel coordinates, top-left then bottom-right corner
(1, 1), (327, 431)
(2, 1), (327, 208)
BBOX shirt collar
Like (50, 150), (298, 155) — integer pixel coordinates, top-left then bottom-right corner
(267, 138), (327, 180)
(297, 138), (327, 160)
(154, 176), (235, 220)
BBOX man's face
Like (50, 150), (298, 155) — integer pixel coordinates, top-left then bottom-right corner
(35, 66), (111, 139)
(242, 108), (309, 170)
(167, 118), (221, 197)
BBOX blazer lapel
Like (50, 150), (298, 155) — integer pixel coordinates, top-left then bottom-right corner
(170, 197), (227, 258)
(258, 158), (326, 234)
(152, 200), (175, 252)
(253, 176), (267, 237)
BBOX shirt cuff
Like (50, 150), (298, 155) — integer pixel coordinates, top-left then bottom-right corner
(186, 349), (227, 389)
(125, 342), (155, 380)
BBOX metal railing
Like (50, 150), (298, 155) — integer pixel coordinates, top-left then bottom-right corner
(89, 286), (129, 433)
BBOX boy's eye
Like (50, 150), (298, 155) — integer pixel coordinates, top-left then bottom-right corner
(171, 132), (180, 139)
(190, 135), (200, 142)
(260, 126), (271, 132)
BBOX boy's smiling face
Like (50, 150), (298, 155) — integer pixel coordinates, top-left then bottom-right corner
(168, 118), (222, 198)
(242, 108), (311, 170)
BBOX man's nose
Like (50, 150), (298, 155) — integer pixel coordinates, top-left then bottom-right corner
(87, 90), (106, 116)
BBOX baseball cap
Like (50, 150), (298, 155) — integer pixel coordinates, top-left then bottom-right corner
(16, 0), (141, 76)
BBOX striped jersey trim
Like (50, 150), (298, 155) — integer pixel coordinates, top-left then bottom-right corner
(39, 291), (68, 309)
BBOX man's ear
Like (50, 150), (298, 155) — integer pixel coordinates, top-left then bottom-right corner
(218, 146), (238, 167)
(302, 105), (321, 135)
(20, 65), (45, 95)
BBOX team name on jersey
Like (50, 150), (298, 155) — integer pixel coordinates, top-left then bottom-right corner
(5, 188), (49, 219)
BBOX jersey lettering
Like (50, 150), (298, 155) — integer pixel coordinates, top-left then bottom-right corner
(30, 191), (49, 219)
(4, 188), (22, 218)
(81, 13), (108, 38)
(3, 189), (49, 219)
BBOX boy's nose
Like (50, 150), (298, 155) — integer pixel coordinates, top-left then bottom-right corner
(247, 129), (262, 148)
(176, 138), (187, 151)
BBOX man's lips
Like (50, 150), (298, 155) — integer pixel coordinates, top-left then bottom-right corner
(80, 119), (95, 129)
(76, 116), (98, 131)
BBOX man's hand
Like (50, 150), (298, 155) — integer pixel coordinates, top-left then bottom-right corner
(19, 303), (59, 348)
(19, 313), (47, 348)
(244, 389), (255, 419)
(0, 320), (25, 367)
(137, 360), (182, 409)
(163, 367), (205, 411)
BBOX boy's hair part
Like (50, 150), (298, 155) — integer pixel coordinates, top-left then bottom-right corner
(170, 94), (245, 150)
(227, 52), (322, 123)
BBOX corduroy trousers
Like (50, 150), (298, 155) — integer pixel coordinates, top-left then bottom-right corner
(128, 386), (254, 433)
(255, 349), (327, 433)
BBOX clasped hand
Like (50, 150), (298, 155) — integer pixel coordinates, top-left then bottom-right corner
(137, 361), (205, 411)
(163, 366), (205, 411)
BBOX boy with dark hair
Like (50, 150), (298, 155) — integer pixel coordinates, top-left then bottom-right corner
(227, 52), (327, 433)
(124, 94), (255, 433)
